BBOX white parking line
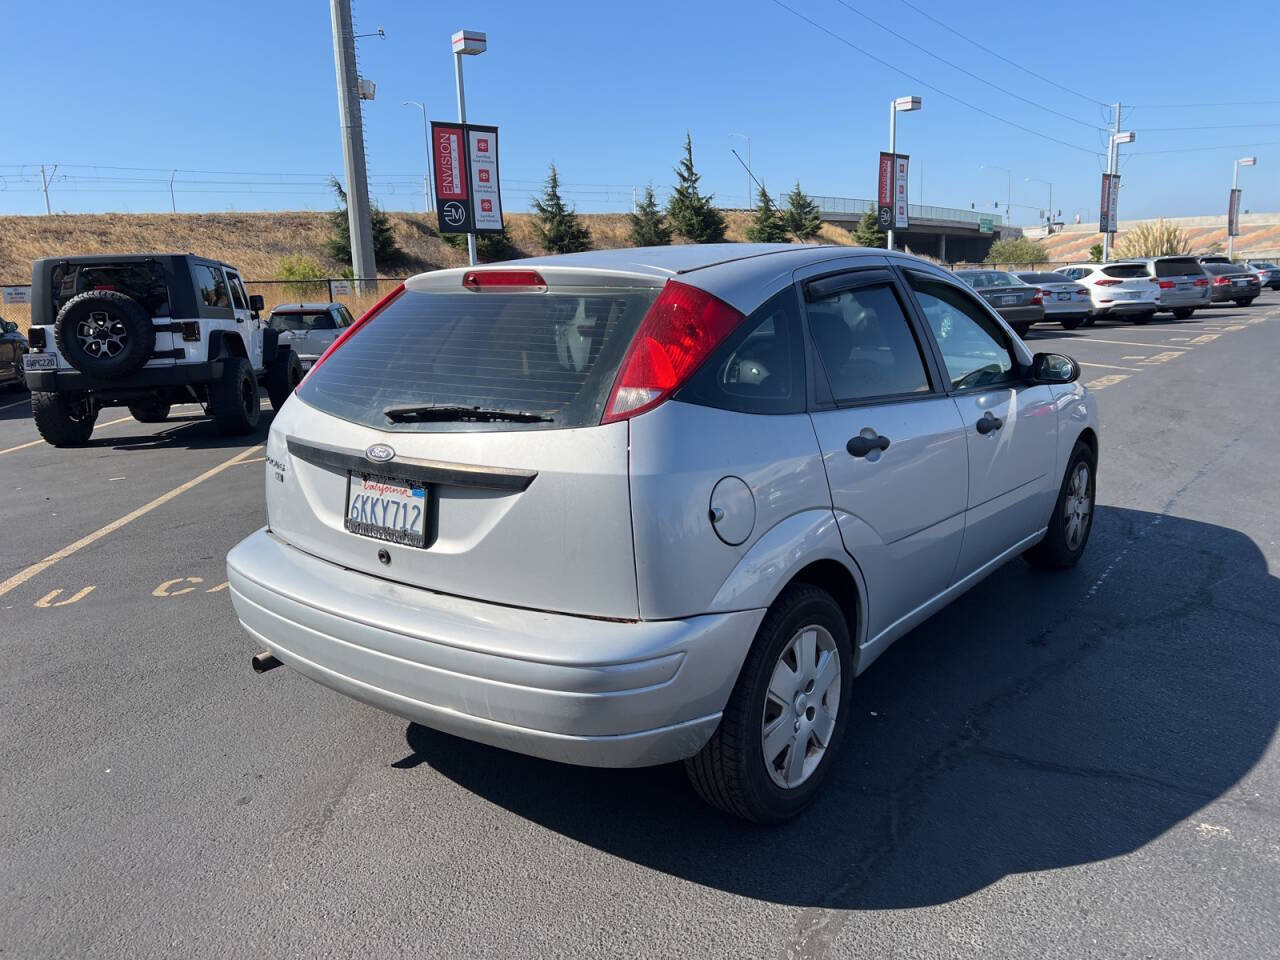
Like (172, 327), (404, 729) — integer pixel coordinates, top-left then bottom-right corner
(1070, 338), (1191, 350)
(1078, 361), (1142, 372)
(0, 397), (32, 412)
(0, 443), (263, 599)
(0, 415), (134, 456)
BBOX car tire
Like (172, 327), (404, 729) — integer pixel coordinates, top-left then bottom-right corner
(31, 390), (97, 447)
(1011, 322), (1031, 338)
(1023, 440), (1097, 571)
(684, 583), (854, 823)
(1132, 312), (1154, 325)
(1172, 308), (1194, 320)
(1083, 314), (1097, 327)
(1234, 298), (1255, 307)
(210, 356), (260, 436)
(53, 290), (155, 380)
(127, 398), (171, 423)
(1059, 317), (1083, 331)
(11, 351), (28, 392)
(265, 347), (302, 412)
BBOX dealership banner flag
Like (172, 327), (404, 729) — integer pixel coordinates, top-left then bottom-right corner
(466, 125), (504, 234)
(1099, 173), (1121, 233)
(877, 152), (894, 230)
(432, 121), (473, 234)
(894, 154), (909, 230)
(1228, 188), (1242, 237)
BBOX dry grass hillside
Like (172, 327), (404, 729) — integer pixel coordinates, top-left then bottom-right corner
(1037, 222), (1280, 264)
(0, 210), (856, 332)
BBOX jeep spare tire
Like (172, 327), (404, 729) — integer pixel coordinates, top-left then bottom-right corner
(54, 290), (155, 379)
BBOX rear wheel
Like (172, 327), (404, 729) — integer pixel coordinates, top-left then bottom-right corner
(1059, 316), (1083, 331)
(1132, 311), (1154, 325)
(685, 583), (853, 823)
(31, 391), (98, 447)
(1234, 298), (1256, 307)
(11, 351), (28, 392)
(210, 357), (260, 435)
(265, 348), (302, 411)
(1024, 441), (1096, 570)
(127, 398), (171, 423)
(1083, 314), (1097, 327)
(1172, 308), (1195, 320)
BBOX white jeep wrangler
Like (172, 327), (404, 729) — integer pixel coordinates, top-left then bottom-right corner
(24, 254), (302, 446)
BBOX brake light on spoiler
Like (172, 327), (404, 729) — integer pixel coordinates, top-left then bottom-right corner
(462, 269), (548, 291)
(602, 280), (744, 424)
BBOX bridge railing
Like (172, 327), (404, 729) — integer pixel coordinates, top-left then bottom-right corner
(811, 195), (1002, 228)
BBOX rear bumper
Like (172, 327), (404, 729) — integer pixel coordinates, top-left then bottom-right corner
(996, 305), (1043, 324)
(1210, 285), (1259, 302)
(1154, 290), (1208, 309)
(25, 359), (223, 394)
(1093, 300), (1155, 315)
(226, 528), (763, 767)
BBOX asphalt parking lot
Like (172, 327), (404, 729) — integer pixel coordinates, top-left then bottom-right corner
(3, 298), (1278, 959)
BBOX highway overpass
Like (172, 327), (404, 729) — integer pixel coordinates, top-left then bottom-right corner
(815, 196), (1007, 263)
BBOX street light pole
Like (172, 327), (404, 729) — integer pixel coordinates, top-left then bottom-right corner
(1228, 156), (1257, 260)
(729, 133), (752, 209)
(887, 96), (922, 251)
(452, 29), (486, 267)
(403, 100), (434, 213)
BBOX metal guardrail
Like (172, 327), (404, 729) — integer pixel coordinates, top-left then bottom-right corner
(811, 195), (1003, 228)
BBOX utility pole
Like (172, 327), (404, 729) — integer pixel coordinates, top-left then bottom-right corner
(39, 164), (55, 215)
(1103, 102), (1121, 262)
(330, 0), (377, 290)
(169, 170), (177, 213)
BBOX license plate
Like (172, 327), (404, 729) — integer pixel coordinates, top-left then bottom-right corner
(24, 353), (57, 370)
(1176, 283), (1190, 290)
(1056, 291), (1071, 301)
(1000, 295), (1018, 305)
(1234, 279), (1248, 285)
(345, 473), (428, 548)
(1115, 292), (1135, 300)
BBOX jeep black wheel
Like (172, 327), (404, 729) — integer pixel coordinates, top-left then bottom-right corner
(128, 398), (171, 423)
(265, 348), (302, 411)
(211, 357), (260, 436)
(54, 290), (155, 380)
(31, 391), (98, 447)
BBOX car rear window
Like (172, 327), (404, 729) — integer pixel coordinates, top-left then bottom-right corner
(1016, 272), (1066, 284)
(1203, 263), (1236, 275)
(1154, 258), (1203, 278)
(269, 311), (336, 332)
(296, 286), (660, 432)
(49, 261), (171, 318)
(1100, 264), (1148, 279)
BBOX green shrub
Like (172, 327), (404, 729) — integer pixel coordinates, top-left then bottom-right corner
(277, 254), (328, 299)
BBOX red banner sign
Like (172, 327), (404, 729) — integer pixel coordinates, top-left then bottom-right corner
(431, 122), (472, 233)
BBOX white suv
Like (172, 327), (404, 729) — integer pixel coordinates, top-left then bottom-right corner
(23, 254), (302, 445)
(1055, 262), (1159, 323)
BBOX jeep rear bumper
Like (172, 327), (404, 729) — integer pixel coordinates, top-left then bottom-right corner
(25, 360), (225, 394)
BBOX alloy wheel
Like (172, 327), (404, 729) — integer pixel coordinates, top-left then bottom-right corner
(1064, 461), (1093, 551)
(761, 624), (841, 789)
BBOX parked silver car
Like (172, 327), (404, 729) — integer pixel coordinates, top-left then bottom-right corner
(265, 302), (356, 370)
(1013, 271), (1092, 329)
(1120, 256), (1210, 319)
(952, 269), (1044, 337)
(227, 244), (1100, 822)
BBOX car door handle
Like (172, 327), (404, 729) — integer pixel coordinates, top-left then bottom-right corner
(846, 433), (891, 457)
(976, 413), (1004, 435)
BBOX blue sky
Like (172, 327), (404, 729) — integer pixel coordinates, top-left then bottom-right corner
(2, 0), (1277, 223)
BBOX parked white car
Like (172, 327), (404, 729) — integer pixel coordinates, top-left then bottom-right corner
(227, 244), (1100, 822)
(1055, 262), (1159, 324)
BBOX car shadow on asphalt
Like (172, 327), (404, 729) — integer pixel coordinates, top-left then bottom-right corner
(98, 412), (275, 452)
(0, 394), (32, 420)
(394, 506), (1279, 909)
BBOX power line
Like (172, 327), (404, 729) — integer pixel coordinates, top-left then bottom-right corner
(830, 0), (1103, 130)
(1138, 122), (1280, 131)
(768, 0), (1103, 155)
(894, 0), (1108, 108)
(1128, 140), (1280, 156)
(1125, 99), (1280, 108)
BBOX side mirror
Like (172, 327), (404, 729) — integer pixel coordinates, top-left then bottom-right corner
(1031, 352), (1080, 384)
(1, 320), (16, 334)
(249, 294), (265, 313)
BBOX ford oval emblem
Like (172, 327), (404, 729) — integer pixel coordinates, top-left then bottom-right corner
(365, 443), (395, 463)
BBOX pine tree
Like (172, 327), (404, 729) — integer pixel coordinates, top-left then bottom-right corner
(666, 133), (727, 243)
(744, 185), (789, 243)
(325, 176), (401, 267)
(628, 184), (672, 247)
(851, 210), (886, 249)
(532, 164), (592, 254)
(783, 182), (822, 243)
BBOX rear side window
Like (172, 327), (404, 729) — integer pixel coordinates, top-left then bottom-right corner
(807, 282), (931, 402)
(1154, 258), (1204, 277)
(297, 286), (659, 431)
(1101, 264), (1149, 279)
(193, 265), (231, 309)
(677, 288), (805, 415)
(269, 311), (336, 332)
(50, 261), (171, 318)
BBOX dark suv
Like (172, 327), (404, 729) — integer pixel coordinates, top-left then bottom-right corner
(23, 254), (302, 446)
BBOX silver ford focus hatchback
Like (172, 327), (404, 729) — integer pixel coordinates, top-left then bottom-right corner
(227, 244), (1099, 822)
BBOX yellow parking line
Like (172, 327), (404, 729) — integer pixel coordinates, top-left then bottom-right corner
(0, 415), (134, 456)
(0, 443), (263, 599)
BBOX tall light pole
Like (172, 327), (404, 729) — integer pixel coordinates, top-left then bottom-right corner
(729, 133), (752, 209)
(887, 95), (922, 251)
(1101, 103), (1135, 262)
(982, 164), (1012, 225)
(330, 0), (377, 288)
(403, 100), (434, 213)
(1228, 156), (1256, 260)
(1026, 176), (1053, 229)
(452, 29), (487, 266)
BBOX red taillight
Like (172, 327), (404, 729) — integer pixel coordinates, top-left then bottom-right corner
(1213, 276), (1231, 285)
(302, 282), (405, 382)
(1158, 280), (1176, 289)
(601, 280), (744, 424)
(462, 269), (547, 291)
(1095, 278), (1121, 286)
(1193, 278), (1209, 286)
(1030, 288), (1043, 305)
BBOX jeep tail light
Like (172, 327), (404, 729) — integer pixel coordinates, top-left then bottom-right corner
(180, 321), (201, 342)
(27, 327), (46, 350)
(462, 269), (547, 291)
(1030, 288), (1043, 305)
(602, 280), (744, 424)
(1095, 278), (1121, 286)
(302, 282), (405, 382)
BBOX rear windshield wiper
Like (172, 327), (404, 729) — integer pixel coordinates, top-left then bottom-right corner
(383, 404), (553, 424)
